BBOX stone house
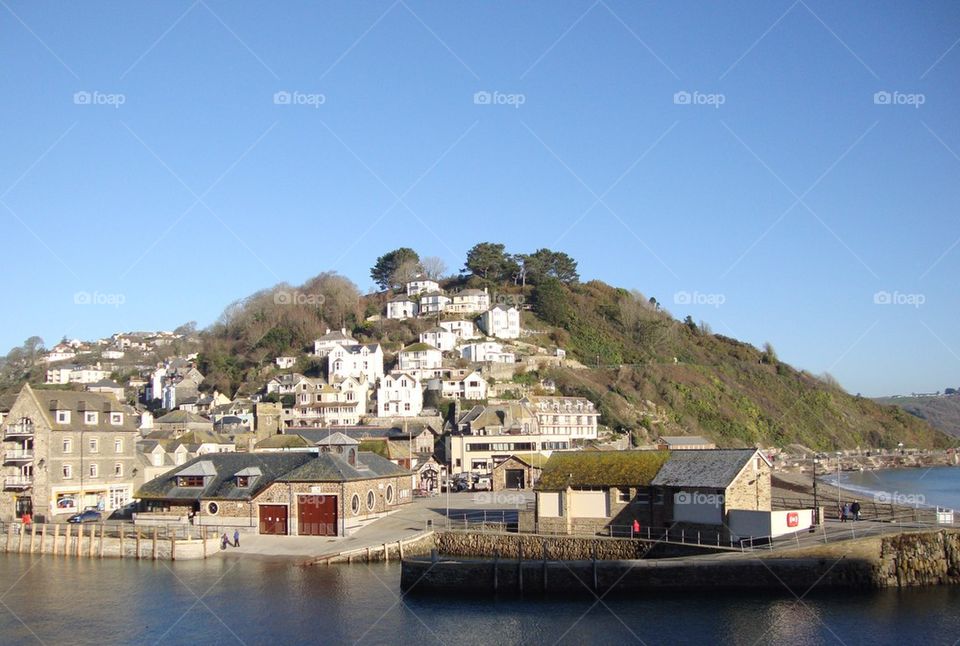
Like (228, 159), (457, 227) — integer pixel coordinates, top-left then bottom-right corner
(530, 449), (771, 536)
(492, 453), (548, 491)
(655, 435), (716, 450)
(136, 444), (413, 536)
(0, 384), (140, 522)
(153, 410), (214, 435)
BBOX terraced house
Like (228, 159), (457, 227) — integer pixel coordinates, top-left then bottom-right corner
(0, 384), (139, 521)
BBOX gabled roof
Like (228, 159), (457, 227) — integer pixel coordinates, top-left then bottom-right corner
(401, 342), (439, 353)
(19, 385), (138, 432)
(254, 434), (312, 449)
(175, 460), (217, 477)
(154, 410), (211, 425)
(651, 449), (765, 489)
(539, 451), (671, 490)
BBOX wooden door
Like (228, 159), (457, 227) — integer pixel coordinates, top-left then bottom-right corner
(298, 495), (337, 536)
(258, 505), (288, 535)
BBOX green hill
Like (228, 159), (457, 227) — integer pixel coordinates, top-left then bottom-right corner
(873, 394), (960, 440)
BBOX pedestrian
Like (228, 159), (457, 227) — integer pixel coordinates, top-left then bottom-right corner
(843, 502), (852, 522)
(221, 532), (228, 550)
(851, 500), (861, 521)
(20, 512), (31, 527)
(837, 503), (844, 522)
(234, 529), (240, 547)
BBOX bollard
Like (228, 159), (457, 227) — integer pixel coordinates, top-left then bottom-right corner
(398, 539), (404, 560)
(171, 532), (176, 561)
(153, 527), (159, 561)
(89, 525), (96, 558)
(383, 543), (388, 563)
(53, 524), (60, 556)
(119, 524), (125, 558)
(39, 524), (46, 554)
(76, 524), (83, 557)
(136, 530), (141, 560)
(99, 525), (105, 559)
(29, 522), (37, 554)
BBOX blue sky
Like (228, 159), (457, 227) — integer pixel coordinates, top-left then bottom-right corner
(1, 1), (958, 397)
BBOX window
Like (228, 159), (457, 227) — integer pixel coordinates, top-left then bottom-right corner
(89, 463), (98, 478)
(236, 476), (250, 488)
(56, 410), (70, 424)
(110, 412), (123, 425)
(89, 438), (99, 453)
(114, 438), (123, 453)
(114, 463), (123, 477)
(62, 464), (73, 479)
(207, 501), (219, 515)
(177, 476), (205, 487)
(386, 485), (394, 504)
(62, 438), (73, 454)
(404, 403), (411, 411)
(84, 411), (98, 424)
(351, 494), (360, 514)
(366, 490), (375, 511)
(618, 489), (632, 503)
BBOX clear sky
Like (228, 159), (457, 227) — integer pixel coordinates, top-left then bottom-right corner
(1, 1), (958, 397)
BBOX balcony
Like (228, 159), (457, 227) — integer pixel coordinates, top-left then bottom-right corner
(3, 449), (33, 463)
(4, 476), (32, 489)
(3, 422), (34, 438)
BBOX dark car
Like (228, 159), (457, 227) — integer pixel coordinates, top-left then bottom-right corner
(67, 509), (101, 523)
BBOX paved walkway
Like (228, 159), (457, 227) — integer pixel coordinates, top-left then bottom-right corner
(219, 491), (533, 560)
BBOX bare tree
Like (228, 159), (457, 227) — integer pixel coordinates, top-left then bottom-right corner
(419, 256), (448, 280)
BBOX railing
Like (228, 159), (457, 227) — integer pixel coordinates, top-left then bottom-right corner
(3, 449), (34, 462)
(4, 476), (32, 489)
(772, 495), (941, 524)
(3, 423), (34, 437)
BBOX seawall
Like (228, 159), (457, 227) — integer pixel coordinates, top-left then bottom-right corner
(1, 522), (215, 560)
(401, 529), (960, 594)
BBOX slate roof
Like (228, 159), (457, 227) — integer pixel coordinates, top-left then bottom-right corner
(657, 435), (714, 446)
(137, 452), (315, 501)
(23, 385), (138, 432)
(254, 434), (312, 449)
(277, 451), (405, 482)
(154, 410), (212, 425)
(651, 449), (761, 489)
(289, 426), (431, 444)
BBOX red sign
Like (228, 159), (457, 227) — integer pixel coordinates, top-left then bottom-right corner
(786, 512), (799, 527)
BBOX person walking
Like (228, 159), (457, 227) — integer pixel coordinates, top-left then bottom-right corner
(233, 529), (240, 547)
(837, 503), (844, 522)
(221, 532), (229, 550)
(851, 500), (861, 521)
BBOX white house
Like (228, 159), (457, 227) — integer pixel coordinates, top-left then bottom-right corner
(376, 372), (424, 417)
(101, 349), (126, 360)
(419, 326), (457, 352)
(419, 292), (451, 315)
(461, 341), (515, 364)
(448, 288), (490, 314)
(439, 320), (479, 340)
(406, 279), (440, 296)
(288, 377), (370, 427)
(275, 356), (297, 370)
(386, 295), (419, 320)
(428, 370), (488, 400)
(521, 395), (600, 441)
(314, 328), (360, 357)
(479, 305), (521, 339)
(328, 343), (384, 385)
(266, 373), (310, 395)
(397, 343), (443, 373)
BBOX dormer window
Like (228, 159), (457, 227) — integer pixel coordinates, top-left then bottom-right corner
(84, 411), (98, 425)
(177, 476), (205, 487)
(236, 476), (250, 488)
(110, 412), (123, 425)
(56, 410), (71, 424)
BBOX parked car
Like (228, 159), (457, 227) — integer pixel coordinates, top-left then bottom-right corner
(67, 509), (101, 524)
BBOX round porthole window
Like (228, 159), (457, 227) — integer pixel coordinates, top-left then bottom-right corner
(207, 502), (219, 515)
(351, 494), (360, 515)
(366, 490), (375, 510)
(386, 485), (394, 504)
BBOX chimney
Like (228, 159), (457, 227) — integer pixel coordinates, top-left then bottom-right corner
(77, 400), (86, 412)
(341, 328), (347, 335)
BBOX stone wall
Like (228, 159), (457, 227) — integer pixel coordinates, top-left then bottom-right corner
(434, 530), (653, 560)
(874, 530), (960, 587)
(724, 457), (772, 512)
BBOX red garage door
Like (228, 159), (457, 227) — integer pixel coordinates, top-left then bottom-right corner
(298, 495), (337, 536)
(259, 505), (288, 535)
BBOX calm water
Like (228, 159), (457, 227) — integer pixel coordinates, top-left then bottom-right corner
(830, 465), (960, 510)
(1, 553), (959, 645)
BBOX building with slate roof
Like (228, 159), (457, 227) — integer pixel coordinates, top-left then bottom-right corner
(528, 448), (771, 536)
(655, 435), (716, 450)
(0, 384), (140, 521)
(136, 448), (413, 536)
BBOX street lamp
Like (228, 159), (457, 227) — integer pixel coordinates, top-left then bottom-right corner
(835, 451), (842, 510)
(811, 456), (820, 529)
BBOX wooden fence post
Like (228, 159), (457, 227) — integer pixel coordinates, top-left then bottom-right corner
(29, 522), (37, 554)
(53, 524), (60, 556)
(76, 524), (83, 557)
(39, 524), (46, 554)
(5, 522), (13, 553)
(153, 527), (158, 560)
(88, 525), (96, 558)
(119, 524), (125, 558)
(17, 523), (24, 554)
(170, 531), (176, 561)
(135, 530), (141, 560)
(99, 524), (105, 558)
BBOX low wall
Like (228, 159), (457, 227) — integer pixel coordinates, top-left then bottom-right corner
(401, 529), (960, 594)
(1, 523), (215, 560)
(312, 531), (436, 565)
(435, 531), (655, 560)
